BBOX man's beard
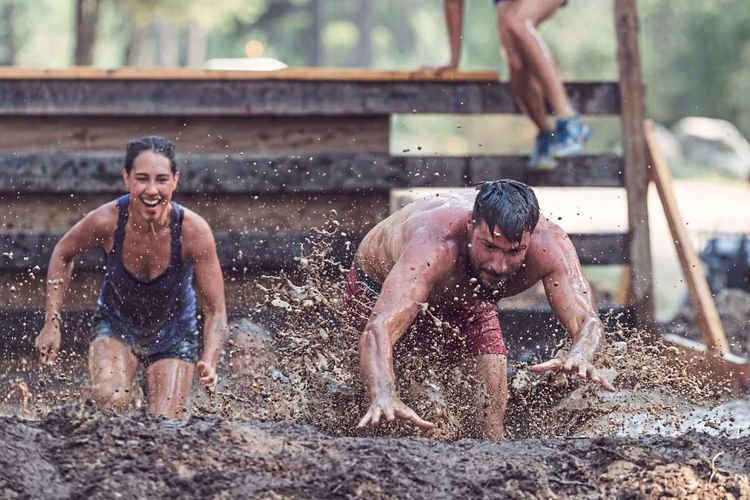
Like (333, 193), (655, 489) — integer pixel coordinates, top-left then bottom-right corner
(468, 262), (513, 302)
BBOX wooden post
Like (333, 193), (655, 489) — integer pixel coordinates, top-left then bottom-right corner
(615, 0), (654, 328)
(644, 121), (730, 354)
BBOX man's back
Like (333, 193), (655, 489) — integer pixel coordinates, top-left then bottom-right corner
(357, 192), (473, 286)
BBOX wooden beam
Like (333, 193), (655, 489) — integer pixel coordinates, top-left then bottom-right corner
(0, 116), (391, 155)
(0, 231), (629, 271)
(615, 0), (654, 328)
(0, 153), (624, 194)
(645, 121), (729, 353)
(0, 80), (620, 116)
(0, 67), (501, 81)
(469, 154), (624, 188)
(0, 304), (637, 352)
(573, 233), (630, 265)
(663, 334), (748, 396)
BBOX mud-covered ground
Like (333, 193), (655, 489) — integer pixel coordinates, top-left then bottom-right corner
(1, 218), (749, 498)
(1, 402), (749, 499)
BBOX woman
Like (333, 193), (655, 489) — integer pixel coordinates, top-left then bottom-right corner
(35, 136), (227, 418)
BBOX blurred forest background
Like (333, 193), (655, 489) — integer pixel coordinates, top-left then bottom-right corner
(1, 0), (749, 157)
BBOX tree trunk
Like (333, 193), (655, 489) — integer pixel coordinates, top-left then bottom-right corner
(154, 20), (179, 67)
(1, 0), (17, 65)
(184, 22), (206, 68)
(123, 19), (149, 66)
(307, 0), (323, 66)
(355, 0), (373, 67)
(74, 0), (102, 65)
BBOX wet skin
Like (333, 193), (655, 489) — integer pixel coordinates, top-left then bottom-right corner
(356, 191), (614, 438)
(35, 151), (228, 418)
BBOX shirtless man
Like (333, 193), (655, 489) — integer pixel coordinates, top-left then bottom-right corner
(349, 180), (613, 438)
(34, 136), (227, 419)
(438, 0), (591, 169)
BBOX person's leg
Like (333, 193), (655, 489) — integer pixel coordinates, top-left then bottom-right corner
(88, 336), (139, 413)
(146, 358), (195, 419)
(456, 301), (509, 438)
(472, 353), (508, 439)
(496, 1), (550, 133)
(502, 0), (574, 119)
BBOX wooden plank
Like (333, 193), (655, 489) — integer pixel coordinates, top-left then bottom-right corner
(0, 153), (624, 194)
(573, 233), (630, 265)
(0, 80), (620, 116)
(0, 153), (465, 194)
(0, 116), (390, 154)
(0, 193), (390, 233)
(645, 121), (729, 353)
(0, 230), (628, 271)
(663, 334), (749, 396)
(470, 154), (624, 187)
(615, 0), (654, 328)
(0, 67), (500, 82)
(0, 269), (283, 311)
(0, 231), (353, 272)
(0, 304), (637, 352)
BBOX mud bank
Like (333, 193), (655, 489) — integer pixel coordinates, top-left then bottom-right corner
(1, 403), (748, 499)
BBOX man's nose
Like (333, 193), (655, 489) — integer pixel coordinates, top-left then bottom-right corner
(490, 257), (507, 275)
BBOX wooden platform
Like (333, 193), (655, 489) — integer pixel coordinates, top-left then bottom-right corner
(0, 69), (619, 116)
(0, 153), (625, 193)
(0, 230), (629, 272)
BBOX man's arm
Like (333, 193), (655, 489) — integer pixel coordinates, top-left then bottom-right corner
(185, 215), (227, 388)
(357, 240), (454, 430)
(531, 232), (614, 391)
(35, 205), (113, 365)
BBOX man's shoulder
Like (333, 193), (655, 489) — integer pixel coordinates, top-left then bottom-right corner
(528, 218), (578, 266)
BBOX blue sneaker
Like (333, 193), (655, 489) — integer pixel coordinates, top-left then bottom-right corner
(552, 115), (591, 157)
(528, 131), (557, 170)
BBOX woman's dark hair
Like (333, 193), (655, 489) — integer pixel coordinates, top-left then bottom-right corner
(472, 180), (540, 243)
(124, 136), (177, 174)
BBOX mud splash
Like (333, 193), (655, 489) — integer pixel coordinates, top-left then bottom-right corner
(216, 214), (739, 441)
(2, 215), (749, 498)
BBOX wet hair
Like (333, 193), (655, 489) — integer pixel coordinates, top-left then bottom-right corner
(124, 136), (177, 174)
(472, 180), (540, 243)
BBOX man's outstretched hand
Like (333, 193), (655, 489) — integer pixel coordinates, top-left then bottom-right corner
(531, 351), (615, 392)
(357, 392), (435, 430)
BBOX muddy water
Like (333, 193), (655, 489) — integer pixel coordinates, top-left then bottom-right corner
(1, 216), (749, 498)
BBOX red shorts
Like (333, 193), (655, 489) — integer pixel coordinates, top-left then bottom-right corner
(344, 264), (507, 357)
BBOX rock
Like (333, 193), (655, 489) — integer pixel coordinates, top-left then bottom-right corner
(652, 122), (685, 167)
(672, 117), (750, 180)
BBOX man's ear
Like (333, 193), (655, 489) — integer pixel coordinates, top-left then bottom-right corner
(122, 169), (129, 190)
(173, 170), (180, 188)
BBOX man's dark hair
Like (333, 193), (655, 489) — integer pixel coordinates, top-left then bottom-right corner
(124, 136), (177, 174)
(472, 180), (540, 242)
